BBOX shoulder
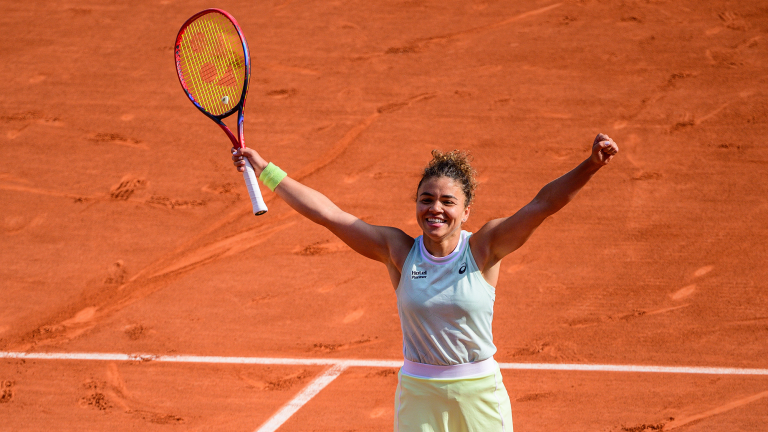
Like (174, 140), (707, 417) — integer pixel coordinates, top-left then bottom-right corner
(467, 219), (505, 270)
(467, 219), (503, 249)
(384, 227), (416, 270)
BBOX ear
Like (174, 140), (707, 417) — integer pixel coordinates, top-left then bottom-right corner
(462, 205), (471, 223)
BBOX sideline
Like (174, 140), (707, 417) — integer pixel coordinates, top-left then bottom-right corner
(254, 362), (349, 432)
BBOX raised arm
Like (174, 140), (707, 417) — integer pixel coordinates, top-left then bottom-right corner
(471, 134), (619, 273)
(232, 147), (414, 280)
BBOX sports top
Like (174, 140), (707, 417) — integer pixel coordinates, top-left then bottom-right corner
(396, 230), (497, 366)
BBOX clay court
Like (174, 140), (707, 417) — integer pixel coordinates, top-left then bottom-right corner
(1, 0), (767, 431)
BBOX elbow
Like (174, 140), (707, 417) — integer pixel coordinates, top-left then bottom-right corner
(530, 196), (560, 218)
(309, 205), (347, 229)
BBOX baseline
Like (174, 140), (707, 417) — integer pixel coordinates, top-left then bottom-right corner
(2, 351), (767, 375)
(4, 351), (768, 431)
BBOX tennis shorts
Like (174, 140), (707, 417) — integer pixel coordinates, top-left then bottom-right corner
(394, 358), (513, 432)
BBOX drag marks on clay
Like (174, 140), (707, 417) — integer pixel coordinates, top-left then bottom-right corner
(8, 219), (298, 351)
(311, 336), (378, 354)
(0, 111), (64, 126)
(1, 110), (64, 139)
(662, 389), (768, 430)
(145, 195), (206, 209)
(123, 324), (150, 341)
(515, 391), (553, 403)
(290, 92), (435, 181)
(104, 260), (128, 286)
(718, 11), (749, 32)
(563, 266), (715, 333)
(263, 370), (313, 391)
(0, 380), (14, 403)
(248, 294), (278, 306)
(148, 219), (298, 278)
(261, 63), (320, 76)
(0, 173), (197, 209)
(640, 304), (691, 317)
(266, 88), (298, 99)
(0, 182), (89, 201)
(294, 239), (349, 256)
(78, 363), (186, 424)
(622, 423), (665, 432)
(564, 304), (692, 329)
(109, 176), (146, 200)
(112, 177), (207, 210)
(383, 3), (563, 54)
(671, 102), (733, 132)
(89, 132), (147, 149)
(5, 93), (429, 351)
(314, 277), (355, 294)
(236, 369), (313, 392)
(539, 146), (582, 161)
(508, 339), (584, 362)
(704, 34), (762, 69)
(366, 368), (398, 380)
(631, 171), (662, 181)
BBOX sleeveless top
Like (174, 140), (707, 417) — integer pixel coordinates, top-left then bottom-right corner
(396, 230), (497, 366)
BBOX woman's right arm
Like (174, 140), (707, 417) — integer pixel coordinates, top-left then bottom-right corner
(232, 147), (413, 267)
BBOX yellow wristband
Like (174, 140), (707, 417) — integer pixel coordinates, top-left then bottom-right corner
(259, 162), (287, 192)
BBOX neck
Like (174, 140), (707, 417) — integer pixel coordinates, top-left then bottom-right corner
(422, 230), (462, 257)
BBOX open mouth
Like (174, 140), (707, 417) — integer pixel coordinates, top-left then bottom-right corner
(426, 217), (446, 225)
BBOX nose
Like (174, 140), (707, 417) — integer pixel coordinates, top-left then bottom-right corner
(428, 201), (443, 213)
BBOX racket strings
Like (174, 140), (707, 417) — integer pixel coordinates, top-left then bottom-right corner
(177, 13), (246, 116)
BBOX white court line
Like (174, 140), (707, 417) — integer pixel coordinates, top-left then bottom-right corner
(254, 362), (349, 432)
(2, 351), (768, 375)
(3, 351), (768, 432)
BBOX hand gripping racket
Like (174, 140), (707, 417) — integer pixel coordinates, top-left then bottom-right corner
(174, 9), (267, 215)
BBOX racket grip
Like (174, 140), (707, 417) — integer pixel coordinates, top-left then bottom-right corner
(243, 158), (268, 216)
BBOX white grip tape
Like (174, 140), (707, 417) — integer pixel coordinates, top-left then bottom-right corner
(243, 158), (268, 215)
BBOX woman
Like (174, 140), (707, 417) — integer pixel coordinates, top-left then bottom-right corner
(232, 133), (618, 432)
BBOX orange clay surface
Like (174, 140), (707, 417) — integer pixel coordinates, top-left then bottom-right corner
(1, 1), (768, 431)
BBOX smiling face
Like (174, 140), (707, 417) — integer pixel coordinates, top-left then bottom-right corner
(416, 176), (471, 251)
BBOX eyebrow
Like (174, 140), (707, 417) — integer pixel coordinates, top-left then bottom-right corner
(419, 192), (458, 200)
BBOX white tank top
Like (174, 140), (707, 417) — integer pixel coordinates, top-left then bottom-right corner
(396, 230), (497, 366)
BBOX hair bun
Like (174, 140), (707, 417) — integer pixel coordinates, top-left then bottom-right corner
(417, 149), (478, 206)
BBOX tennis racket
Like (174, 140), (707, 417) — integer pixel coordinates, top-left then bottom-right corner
(174, 9), (267, 215)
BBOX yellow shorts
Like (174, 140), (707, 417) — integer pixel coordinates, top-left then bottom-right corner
(394, 359), (513, 432)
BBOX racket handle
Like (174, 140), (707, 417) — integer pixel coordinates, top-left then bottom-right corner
(243, 158), (268, 215)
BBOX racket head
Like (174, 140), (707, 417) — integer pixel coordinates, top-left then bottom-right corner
(175, 9), (250, 120)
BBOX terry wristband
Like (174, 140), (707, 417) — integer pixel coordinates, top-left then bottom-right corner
(259, 162), (287, 192)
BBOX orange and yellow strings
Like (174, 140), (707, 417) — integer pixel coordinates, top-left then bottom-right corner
(178, 13), (245, 116)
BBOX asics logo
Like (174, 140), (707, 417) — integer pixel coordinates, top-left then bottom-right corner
(459, 262), (467, 274)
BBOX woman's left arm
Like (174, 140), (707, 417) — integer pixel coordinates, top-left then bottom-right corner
(472, 133), (619, 270)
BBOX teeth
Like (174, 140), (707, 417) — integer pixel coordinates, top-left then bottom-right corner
(427, 218), (445, 223)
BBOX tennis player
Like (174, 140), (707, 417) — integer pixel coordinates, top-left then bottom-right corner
(232, 133), (618, 431)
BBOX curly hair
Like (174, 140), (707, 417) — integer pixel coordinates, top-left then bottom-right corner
(416, 149), (478, 207)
